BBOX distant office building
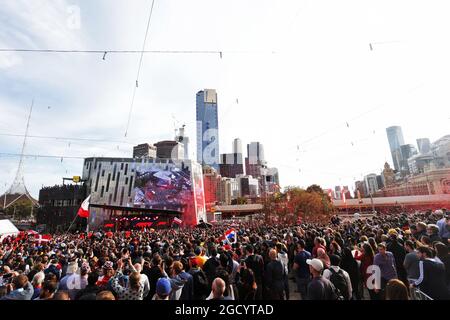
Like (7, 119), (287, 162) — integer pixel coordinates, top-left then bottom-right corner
(265, 167), (280, 185)
(364, 174), (379, 195)
(386, 126), (405, 171)
(154, 140), (185, 160)
(376, 175), (384, 190)
(400, 144), (418, 175)
(245, 142), (266, 179)
(377, 166), (450, 196)
(133, 143), (157, 159)
(233, 138), (243, 154)
(237, 175), (260, 198)
(219, 153), (244, 178)
(218, 139), (244, 178)
(431, 135), (450, 169)
(355, 181), (365, 198)
(334, 186), (342, 200)
(196, 89), (219, 170)
(247, 142), (265, 165)
(342, 186), (352, 199)
(175, 125), (190, 160)
(416, 138), (431, 154)
(408, 153), (434, 175)
(259, 167), (280, 194)
(218, 177), (239, 205)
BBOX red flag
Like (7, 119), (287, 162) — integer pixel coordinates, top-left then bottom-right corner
(34, 234), (52, 244)
(77, 195), (91, 218)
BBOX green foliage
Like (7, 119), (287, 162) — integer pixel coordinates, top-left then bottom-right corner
(5, 199), (34, 219)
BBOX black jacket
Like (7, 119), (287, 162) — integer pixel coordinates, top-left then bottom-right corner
(264, 260), (285, 294)
(416, 259), (450, 300)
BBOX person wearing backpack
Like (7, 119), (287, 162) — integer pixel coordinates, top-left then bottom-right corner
(323, 254), (353, 300)
(189, 257), (210, 300)
(306, 258), (340, 300)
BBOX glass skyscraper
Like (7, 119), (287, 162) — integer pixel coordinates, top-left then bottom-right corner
(196, 89), (220, 170)
(386, 126), (405, 171)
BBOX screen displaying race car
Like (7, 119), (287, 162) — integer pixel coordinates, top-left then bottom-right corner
(133, 164), (193, 211)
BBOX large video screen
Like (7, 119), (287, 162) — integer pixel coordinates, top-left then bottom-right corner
(133, 164), (192, 211)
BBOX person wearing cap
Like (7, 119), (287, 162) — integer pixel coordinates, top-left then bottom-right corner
(306, 258), (338, 300)
(153, 277), (172, 300)
(436, 212), (450, 244)
(188, 255), (209, 300)
(373, 243), (397, 299)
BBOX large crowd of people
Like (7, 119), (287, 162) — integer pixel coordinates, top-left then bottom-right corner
(0, 209), (449, 301)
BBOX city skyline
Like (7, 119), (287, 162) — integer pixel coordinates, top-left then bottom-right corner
(1, 1), (450, 197)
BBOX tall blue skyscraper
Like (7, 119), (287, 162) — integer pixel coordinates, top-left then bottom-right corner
(196, 89), (219, 169)
(386, 126), (405, 172)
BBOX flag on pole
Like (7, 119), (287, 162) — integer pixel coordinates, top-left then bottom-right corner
(173, 217), (182, 225)
(77, 195), (91, 218)
(224, 228), (237, 244)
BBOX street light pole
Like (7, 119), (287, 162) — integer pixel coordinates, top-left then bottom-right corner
(370, 193), (375, 214)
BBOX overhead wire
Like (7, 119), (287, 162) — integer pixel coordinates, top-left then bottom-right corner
(124, 0), (155, 137)
(0, 132), (136, 145)
(0, 48), (265, 55)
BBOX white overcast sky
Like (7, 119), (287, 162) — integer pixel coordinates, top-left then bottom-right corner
(1, 0), (450, 198)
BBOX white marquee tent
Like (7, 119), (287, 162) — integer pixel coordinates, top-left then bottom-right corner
(0, 219), (19, 239)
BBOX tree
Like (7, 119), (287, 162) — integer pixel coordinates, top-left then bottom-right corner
(306, 184), (324, 194)
(263, 185), (335, 224)
(5, 199), (34, 219)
